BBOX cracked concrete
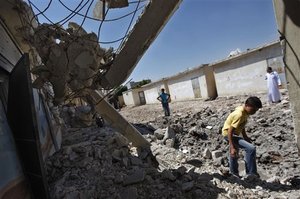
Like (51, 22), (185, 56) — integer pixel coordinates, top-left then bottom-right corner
(22, 22), (112, 104)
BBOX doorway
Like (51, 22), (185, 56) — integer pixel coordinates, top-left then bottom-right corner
(191, 77), (201, 98)
(138, 91), (146, 105)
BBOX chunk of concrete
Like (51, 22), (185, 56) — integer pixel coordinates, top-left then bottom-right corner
(211, 150), (223, 160)
(123, 169), (145, 185)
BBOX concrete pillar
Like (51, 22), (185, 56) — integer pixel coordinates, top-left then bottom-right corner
(203, 65), (217, 99)
(85, 89), (150, 148)
(163, 81), (170, 94)
(273, 0), (300, 154)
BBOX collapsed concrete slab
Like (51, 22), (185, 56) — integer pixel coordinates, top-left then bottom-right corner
(100, 0), (182, 88)
(85, 89), (150, 148)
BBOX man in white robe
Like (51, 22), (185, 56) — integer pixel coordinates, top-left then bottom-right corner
(265, 67), (282, 103)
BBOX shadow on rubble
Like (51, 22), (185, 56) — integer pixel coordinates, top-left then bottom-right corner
(212, 173), (300, 192)
(163, 170), (225, 199)
(131, 123), (300, 196)
(52, 126), (226, 199)
(130, 127), (226, 198)
(132, 123), (155, 135)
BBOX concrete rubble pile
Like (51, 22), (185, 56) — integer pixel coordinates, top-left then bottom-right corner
(61, 105), (96, 128)
(21, 21), (114, 105)
(46, 126), (222, 199)
(120, 90), (300, 198)
(45, 90), (300, 198)
(146, 91), (300, 179)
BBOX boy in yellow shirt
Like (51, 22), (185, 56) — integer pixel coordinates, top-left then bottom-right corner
(222, 96), (262, 178)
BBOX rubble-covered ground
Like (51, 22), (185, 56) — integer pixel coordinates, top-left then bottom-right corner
(46, 90), (300, 199)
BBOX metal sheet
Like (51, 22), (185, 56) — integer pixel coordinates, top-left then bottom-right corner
(7, 54), (49, 199)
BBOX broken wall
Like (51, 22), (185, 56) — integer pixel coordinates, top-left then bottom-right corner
(0, 3), (64, 197)
(273, 0), (300, 153)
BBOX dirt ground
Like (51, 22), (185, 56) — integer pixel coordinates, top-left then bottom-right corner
(120, 92), (270, 123)
(47, 90), (300, 198)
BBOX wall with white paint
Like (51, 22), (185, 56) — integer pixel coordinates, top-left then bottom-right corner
(213, 42), (284, 96)
(123, 88), (145, 106)
(168, 71), (202, 100)
(140, 64), (217, 103)
(123, 90), (135, 106)
(125, 42), (283, 105)
(144, 84), (164, 104)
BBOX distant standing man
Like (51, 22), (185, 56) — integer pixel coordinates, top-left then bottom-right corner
(157, 88), (171, 116)
(265, 67), (282, 103)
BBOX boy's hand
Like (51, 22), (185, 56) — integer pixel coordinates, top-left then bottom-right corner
(230, 147), (237, 158)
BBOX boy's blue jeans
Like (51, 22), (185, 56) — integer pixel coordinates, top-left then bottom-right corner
(224, 136), (257, 176)
(162, 102), (170, 116)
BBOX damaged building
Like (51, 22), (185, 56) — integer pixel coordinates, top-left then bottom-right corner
(123, 40), (286, 106)
(0, 0), (181, 198)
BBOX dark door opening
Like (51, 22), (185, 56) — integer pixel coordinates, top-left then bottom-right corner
(7, 54), (49, 199)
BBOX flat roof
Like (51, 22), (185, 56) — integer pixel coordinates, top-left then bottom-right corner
(141, 40), (280, 88)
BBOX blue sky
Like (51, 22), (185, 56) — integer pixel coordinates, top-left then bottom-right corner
(130, 0), (279, 82)
(28, 0), (279, 83)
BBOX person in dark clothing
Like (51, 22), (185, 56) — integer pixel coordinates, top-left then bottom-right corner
(157, 88), (171, 116)
(93, 112), (104, 127)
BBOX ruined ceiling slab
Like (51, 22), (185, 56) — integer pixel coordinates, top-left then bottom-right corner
(101, 0), (182, 88)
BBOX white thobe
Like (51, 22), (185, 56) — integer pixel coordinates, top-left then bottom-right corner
(265, 71), (281, 103)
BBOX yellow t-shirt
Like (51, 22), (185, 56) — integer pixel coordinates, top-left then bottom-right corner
(222, 106), (249, 136)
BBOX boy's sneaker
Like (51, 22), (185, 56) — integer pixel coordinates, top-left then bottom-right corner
(243, 173), (260, 182)
(230, 173), (241, 178)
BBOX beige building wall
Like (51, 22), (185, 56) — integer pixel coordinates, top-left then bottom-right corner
(214, 60), (268, 96)
(141, 65), (216, 103)
(168, 69), (203, 100)
(144, 83), (164, 104)
(144, 87), (159, 104)
(123, 88), (144, 106)
(169, 78), (195, 100)
(213, 42), (284, 96)
(123, 90), (135, 106)
(133, 43), (282, 104)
